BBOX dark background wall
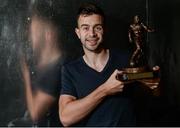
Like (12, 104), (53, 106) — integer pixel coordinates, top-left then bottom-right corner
(0, 0), (180, 126)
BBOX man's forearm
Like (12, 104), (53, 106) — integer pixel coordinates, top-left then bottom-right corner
(22, 61), (40, 122)
(60, 83), (108, 126)
(23, 69), (37, 121)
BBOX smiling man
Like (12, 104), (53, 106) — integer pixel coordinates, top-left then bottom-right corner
(59, 3), (136, 127)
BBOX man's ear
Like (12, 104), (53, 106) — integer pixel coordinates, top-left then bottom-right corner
(75, 28), (80, 39)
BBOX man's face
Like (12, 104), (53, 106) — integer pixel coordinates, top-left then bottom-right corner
(29, 17), (44, 53)
(75, 14), (104, 52)
(134, 15), (140, 24)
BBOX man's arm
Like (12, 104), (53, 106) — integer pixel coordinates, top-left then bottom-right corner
(141, 23), (154, 32)
(21, 58), (55, 123)
(128, 26), (133, 43)
(59, 69), (124, 126)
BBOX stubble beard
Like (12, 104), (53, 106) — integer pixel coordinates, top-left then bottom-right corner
(83, 41), (104, 53)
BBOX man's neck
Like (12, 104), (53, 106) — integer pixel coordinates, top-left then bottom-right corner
(83, 49), (109, 72)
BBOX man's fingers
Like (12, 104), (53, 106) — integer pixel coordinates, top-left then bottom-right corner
(153, 66), (160, 71)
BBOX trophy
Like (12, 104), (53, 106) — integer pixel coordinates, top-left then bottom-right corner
(117, 15), (160, 95)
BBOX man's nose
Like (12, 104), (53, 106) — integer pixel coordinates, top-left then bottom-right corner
(89, 28), (96, 37)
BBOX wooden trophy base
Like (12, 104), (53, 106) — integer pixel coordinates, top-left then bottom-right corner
(116, 66), (160, 96)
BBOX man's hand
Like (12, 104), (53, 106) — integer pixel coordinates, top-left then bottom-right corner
(129, 38), (133, 43)
(103, 69), (124, 95)
(152, 65), (160, 71)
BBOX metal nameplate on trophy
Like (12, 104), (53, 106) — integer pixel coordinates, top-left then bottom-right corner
(116, 71), (154, 81)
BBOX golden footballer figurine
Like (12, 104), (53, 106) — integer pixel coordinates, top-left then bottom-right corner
(128, 15), (154, 67)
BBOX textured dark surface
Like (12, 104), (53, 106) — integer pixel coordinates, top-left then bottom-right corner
(0, 0), (180, 126)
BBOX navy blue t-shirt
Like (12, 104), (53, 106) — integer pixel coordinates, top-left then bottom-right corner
(61, 50), (136, 126)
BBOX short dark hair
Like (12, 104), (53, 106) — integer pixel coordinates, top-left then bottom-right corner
(76, 3), (105, 27)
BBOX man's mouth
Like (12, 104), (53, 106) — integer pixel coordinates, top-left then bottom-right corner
(87, 38), (98, 42)
(86, 39), (98, 45)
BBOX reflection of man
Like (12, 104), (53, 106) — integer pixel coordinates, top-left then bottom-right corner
(20, 5), (63, 126)
(128, 15), (154, 67)
(59, 3), (136, 127)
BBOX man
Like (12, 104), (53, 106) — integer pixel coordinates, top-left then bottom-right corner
(128, 15), (154, 67)
(20, 4), (63, 126)
(59, 3), (136, 126)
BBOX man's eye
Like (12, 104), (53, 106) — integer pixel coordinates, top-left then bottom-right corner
(82, 27), (89, 31)
(95, 26), (103, 31)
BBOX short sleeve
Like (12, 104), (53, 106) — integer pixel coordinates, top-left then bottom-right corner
(60, 65), (77, 97)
